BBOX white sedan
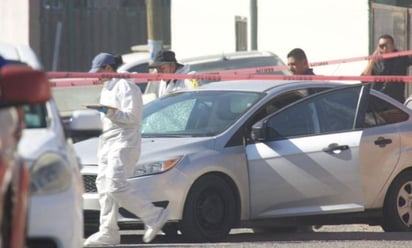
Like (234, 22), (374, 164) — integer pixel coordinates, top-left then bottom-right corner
(74, 80), (412, 242)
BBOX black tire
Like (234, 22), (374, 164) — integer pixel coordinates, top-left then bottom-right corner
(179, 174), (237, 242)
(162, 222), (179, 237)
(382, 171), (412, 231)
(84, 225), (99, 238)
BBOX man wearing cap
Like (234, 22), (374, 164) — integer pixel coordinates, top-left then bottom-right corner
(149, 50), (198, 97)
(84, 52), (171, 246)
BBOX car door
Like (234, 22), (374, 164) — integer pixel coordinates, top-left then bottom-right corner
(246, 84), (369, 219)
(359, 94), (408, 207)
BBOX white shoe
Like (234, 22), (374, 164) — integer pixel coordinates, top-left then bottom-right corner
(143, 208), (171, 243)
(84, 231), (120, 247)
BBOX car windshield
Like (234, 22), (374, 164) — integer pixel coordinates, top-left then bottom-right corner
(142, 91), (263, 137)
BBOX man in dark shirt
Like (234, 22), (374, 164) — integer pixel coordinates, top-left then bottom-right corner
(362, 34), (412, 103)
(287, 48), (315, 75)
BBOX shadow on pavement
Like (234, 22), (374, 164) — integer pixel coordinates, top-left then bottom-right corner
(120, 231), (412, 245)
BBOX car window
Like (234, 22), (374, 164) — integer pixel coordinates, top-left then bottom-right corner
(265, 86), (363, 140)
(121, 63), (149, 93)
(142, 91), (262, 136)
(124, 63), (149, 73)
(23, 103), (48, 128)
(250, 87), (333, 124)
(364, 95), (409, 127)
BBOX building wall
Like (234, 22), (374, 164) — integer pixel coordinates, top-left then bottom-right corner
(171, 0), (370, 76)
(0, 0), (30, 45)
(171, 0), (250, 59)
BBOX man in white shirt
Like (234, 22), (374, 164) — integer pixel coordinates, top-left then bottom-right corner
(149, 50), (198, 97)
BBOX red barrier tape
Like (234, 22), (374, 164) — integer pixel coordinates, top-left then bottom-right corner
(47, 50), (412, 87)
(48, 72), (412, 88)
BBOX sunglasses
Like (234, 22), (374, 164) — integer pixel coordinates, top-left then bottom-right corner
(379, 43), (392, 49)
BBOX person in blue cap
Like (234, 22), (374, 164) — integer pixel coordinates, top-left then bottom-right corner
(84, 52), (171, 246)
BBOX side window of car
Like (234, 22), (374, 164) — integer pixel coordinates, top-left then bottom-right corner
(363, 95), (409, 128)
(23, 103), (48, 128)
(265, 86), (362, 139)
(251, 87), (333, 124)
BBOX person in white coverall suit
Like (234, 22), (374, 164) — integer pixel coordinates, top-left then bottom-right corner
(84, 53), (170, 246)
(149, 50), (199, 97)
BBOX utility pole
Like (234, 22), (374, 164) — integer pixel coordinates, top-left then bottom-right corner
(250, 0), (258, 50)
(146, 0), (164, 62)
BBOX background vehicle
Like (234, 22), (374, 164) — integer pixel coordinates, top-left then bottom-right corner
(1, 43), (88, 248)
(119, 50), (290, 99)
(74, 80), (412, 241)
(53, 50), (289, 122)
(0, 43), (43, 70)
(0, 65), (51, 248)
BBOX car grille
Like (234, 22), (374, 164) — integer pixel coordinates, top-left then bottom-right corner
(26, 238), (57, 248)
(83, 175), (97, 193)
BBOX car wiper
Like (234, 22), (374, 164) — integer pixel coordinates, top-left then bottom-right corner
(142, 134), (193, 138)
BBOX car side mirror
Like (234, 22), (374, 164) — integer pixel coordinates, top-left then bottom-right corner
(250, 120), (267, 142)
(0, 65), (51, 106)
(65, 110), (102, 142)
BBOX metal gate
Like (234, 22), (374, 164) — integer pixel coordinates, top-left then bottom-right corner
(39, 0), (170, 72)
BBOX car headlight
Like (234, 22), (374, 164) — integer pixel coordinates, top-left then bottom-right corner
(30, 152), (71, 195)
(134, 157), (182, 177)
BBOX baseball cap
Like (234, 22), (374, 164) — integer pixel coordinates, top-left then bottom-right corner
(149, 50), (181, 68)
(89, 53), (116, 72)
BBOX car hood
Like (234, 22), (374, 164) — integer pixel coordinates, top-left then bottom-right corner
(74, 136), (215, 166)
(18, 129), (60, 162)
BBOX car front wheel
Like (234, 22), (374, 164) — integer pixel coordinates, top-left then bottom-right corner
(179, 174), (236, 242)
(382, 171), (412, 231)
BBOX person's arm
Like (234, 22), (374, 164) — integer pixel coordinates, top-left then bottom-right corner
(106, 80), (142, 124)
(362, 49), (380, 76)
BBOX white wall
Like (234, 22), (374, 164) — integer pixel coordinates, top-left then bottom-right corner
(171, 0), (250, 59)
(258, 0), (370, 76)
(172, 0), (370, 76)
(0, 0), (30, 45)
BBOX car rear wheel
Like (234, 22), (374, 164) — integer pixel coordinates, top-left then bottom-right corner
(179, 174), (236, 242)
(382, 171), (412, 231)
(162, 222), (179, 237)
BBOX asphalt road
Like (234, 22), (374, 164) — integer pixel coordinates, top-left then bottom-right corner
(84, 225), (412, 248)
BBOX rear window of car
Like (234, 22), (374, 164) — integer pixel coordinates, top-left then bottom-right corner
(189, 56), (289, 75)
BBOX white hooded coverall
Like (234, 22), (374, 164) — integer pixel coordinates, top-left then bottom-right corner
(96, 78), (163, 239)
(158, 64), (198, 97)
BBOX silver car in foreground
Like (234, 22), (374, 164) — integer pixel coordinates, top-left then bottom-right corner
(75, 80), (412, 241)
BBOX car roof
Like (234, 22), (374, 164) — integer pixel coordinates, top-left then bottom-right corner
(180, 51), (280, 64)
(118, 50), (286, 73)
(195, 80), (347, 93)
(0, 43), (43, 70)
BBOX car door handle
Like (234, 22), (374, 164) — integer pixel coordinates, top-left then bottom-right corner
(374, 136), (392, 147)
(322, 143), (349, 154)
